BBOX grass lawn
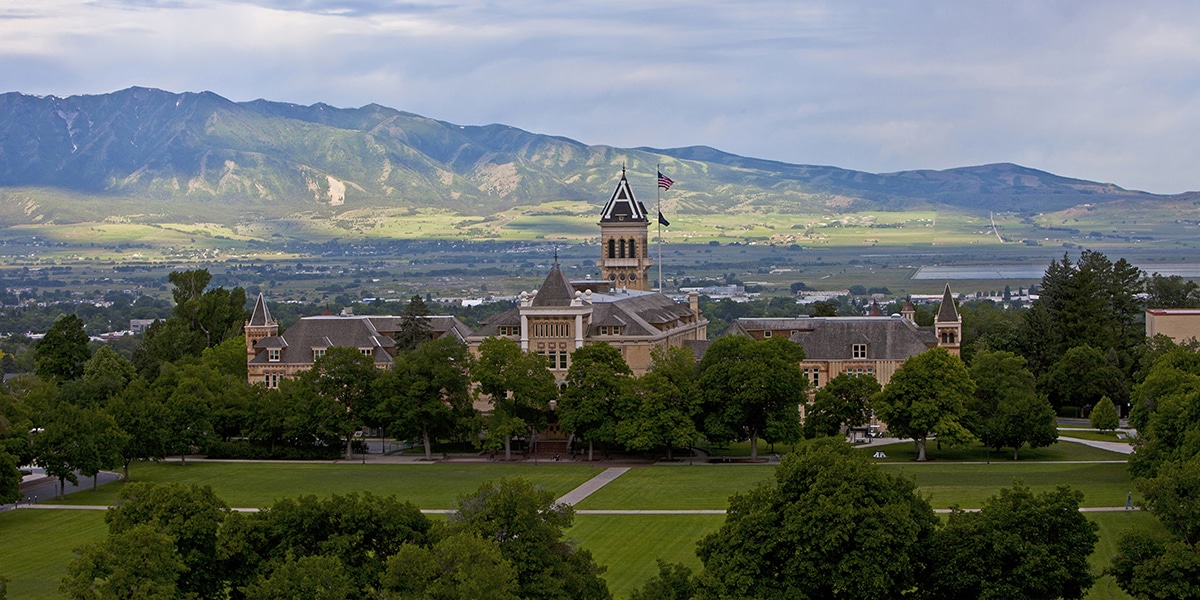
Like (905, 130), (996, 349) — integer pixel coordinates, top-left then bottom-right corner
(568, 514), (724, 599)
(53, 461), (603, 509)
(882, 462), (1136, 509)
(575, 465), (775, 510)
(1085, 511), (1163, 600)
(0, 509), (108, 600)
(857, 439), (1128, 462)
(1059, 430), (1133, 443)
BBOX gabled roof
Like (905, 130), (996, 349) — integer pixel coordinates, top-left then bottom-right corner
(788, 317), (937, 360)
(937, 284), (959, 323)
(532, 264), (577, 307)
(599, 171), (649, 223)
(248, 315), (395, 366)
(248, 293), (274, 327)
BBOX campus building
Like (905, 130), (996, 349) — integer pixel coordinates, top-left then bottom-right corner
(244, 294), (471, 387)
(1145, 308), (1200, 344)
(246, 170), (707, 387)
(466, 171), (708, 382)
(728, 284), (962, 389)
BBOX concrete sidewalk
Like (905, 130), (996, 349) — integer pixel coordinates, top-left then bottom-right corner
(556, 467), (630, 506)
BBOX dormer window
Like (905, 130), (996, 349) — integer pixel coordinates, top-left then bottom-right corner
(313, 348), (326, 360)
(268, 348), (280, 362)
(852, 344), (867, 359)
(361, 348), (373, 357)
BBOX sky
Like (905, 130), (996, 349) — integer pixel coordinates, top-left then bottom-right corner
(2, 1), (1199, 194)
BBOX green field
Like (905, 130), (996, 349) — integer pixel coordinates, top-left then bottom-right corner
(53, 461), (603, 509)
(857, 438), (1131, 462)
(0, 447), (1154, 600)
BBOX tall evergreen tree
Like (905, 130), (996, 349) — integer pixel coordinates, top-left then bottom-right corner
(396, 294), (434, 351)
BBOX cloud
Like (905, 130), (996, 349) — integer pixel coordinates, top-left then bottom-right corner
(1, 0), (1199, 193)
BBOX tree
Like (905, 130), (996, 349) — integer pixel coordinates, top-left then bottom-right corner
(803, 373), (879, 439)
(241, 554), (354, 600)
(218, 492), (431, 597)
(60, 524), (186, 600)
(107, 378), (172, 480)
(471, 337), (557, 460)
(968, 350), (1057, 460)
(923, 483), (1099, 600)
(34, 314), (90, 382)
(382, 533), (520, 600)
(614, 345), (701, 460)
(1040, 345), (1127, 412)
(168, 269), (248, 349)
(33, 402), (125, 498)
(375, 337), (474, 460)
(1091, 396), (1120, 431)
(395, 294), (433, 351)
(106, 482), (230, 599)
(696, 335), (807, 460)
(0, 450), (20, 505)
(448, 478), (610, 600)
(874, 347), (975, 461)
(629, 560), (696, 600)
(559, 342), (632, 461)
(310, 347), (379, 459)
(1146, 273), (1200, 309)
(1110, 457), (1200, 600)
(695, 438), (938, 599)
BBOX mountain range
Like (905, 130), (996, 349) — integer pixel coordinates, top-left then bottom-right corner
(0, 87), (1184, 226)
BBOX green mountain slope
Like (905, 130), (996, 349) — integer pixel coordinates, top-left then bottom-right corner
(0, 87), (1178, 226)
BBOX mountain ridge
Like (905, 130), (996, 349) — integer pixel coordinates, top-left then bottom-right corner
(0, 87), (1181, 226)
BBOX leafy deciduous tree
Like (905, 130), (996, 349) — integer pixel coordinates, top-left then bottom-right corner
(448, 478), (610, 600)
(695, 438), (938, 599)
(375, 337), (474, 460)
(923, 483), (1099, 600)
(874, 347), (976, 461)
(472, 337), (557, 461)
(697, 335), (807, 460)
(803, 373), (879, 439)
(968, 349), (1057, 460)
(34, 314), (90, 383)
(60, 524), (186, 600)
(559, 342), (632, 461)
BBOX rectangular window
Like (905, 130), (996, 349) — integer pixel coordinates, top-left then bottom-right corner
(763, 330), (772, 338)
(268, 348), (280, 362)
(852, 344), (867, 359)
(559, 351), (569, 370)
(313, 348), (326, 360)
(266, 373), (280, 389)
(361, 348), (373, 357)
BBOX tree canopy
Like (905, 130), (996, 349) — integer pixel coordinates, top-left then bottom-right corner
(873, 347), (975, 461)
(968, 349), (1057, 459)
(696, 335), (807, 460)
(695, 438), (938, 599)
(33, 314), (90, 383)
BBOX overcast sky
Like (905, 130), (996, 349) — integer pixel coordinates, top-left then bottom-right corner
(3, 1), (1199, 194)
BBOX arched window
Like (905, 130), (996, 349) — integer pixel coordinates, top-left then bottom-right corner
(608, 239), (616, 259)
(629, 239), (637, 258)
(619, 239), (626, 258)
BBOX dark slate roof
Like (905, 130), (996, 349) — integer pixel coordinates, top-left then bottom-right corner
(599, 172), (649, 223)
(532, 265), (577, 307)
(248, 293), (274, 326)
(789, 317), (936, 360)
(937, 284), (959, 322)
(362, 315), (473, 341)
(249, 316), (395, 366)
(472, 308), (521, 337)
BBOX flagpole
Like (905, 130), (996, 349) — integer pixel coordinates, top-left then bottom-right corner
(657, 164), (663, 293)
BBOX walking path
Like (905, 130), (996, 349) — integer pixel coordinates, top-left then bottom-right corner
(1057, 436), (1133, 455)
(556, 467), (629, 506)
(13, 504), (1139, 515)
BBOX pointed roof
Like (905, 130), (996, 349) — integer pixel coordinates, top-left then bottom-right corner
(936, 284), (959, 322)
(249, 293), (274, 326)
(902, 296), (915, 313)
(599, 170), (649, 223)
(868, 301), (882, 316)
(532, 264), (577, 307)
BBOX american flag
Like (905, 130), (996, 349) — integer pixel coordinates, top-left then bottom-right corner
(657, 171), (674, 190)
